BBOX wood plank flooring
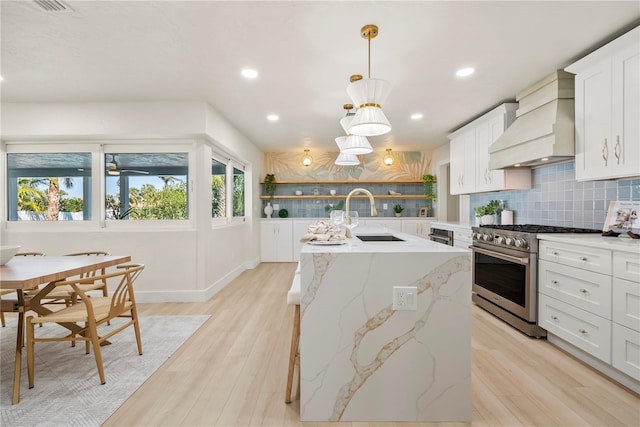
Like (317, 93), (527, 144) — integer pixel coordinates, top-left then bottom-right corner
(104, 263), (640, 426)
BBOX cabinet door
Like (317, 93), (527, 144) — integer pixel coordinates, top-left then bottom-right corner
(485, 115), (507, 190)
(450, 131), (475, 194)
(292, 220), (314, 262)
(574, 59), (612, 181)
(363, 219), (403, 232)
(260, 221), (293, 262)
(612, 277), (640, 332)
(612, 323), (640, 379)
(539, 241), (612, 274)
(611, 43), (640, 178)
(401, 220), (431, 238)
(474, 122), (492, 192)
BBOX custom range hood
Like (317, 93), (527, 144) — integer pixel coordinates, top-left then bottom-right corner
(489, 70), (575, 169)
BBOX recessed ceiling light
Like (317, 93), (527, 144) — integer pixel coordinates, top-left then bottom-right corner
(514, 163), (521, 167)
(267, 114), (279, 122)
(410, 113), (423, 120)
(241, 69), (258, 79)
(456, 67), (475, 77)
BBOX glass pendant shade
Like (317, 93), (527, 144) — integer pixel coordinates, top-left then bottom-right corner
(335, 151), (360, 166)
(347, 78), (392, 136)
(341, 135), (373, 155)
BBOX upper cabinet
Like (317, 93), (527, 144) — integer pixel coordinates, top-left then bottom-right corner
(566, 26), (640, 181)
(448, 103), (531, 195)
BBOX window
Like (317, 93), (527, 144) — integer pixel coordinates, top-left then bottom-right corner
(7, 152), (92, 221)
(233, 166), (245, 217)
(211, 158), (227, 219)
(105, 152), (188, 220)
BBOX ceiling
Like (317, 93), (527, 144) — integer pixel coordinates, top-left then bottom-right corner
(1, 1), (638, 155)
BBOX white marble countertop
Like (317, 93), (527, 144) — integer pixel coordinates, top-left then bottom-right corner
(430, 221), (473, 230)
(537, 233), (640, 254)
(301, 226), (467, 254)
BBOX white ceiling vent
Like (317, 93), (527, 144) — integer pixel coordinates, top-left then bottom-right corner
(33, 0), (74, 13)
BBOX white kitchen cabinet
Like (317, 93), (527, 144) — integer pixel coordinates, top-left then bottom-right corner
(260, 220), (293, 262)
(567, 26), (640, 181)
(538, 235), (640, 390)
(539, 293), (612, 363)
(453, 225), (473, 250)
(401, 220), (431, 239)
(449, 103), (530, 194)
(292, 220), (314, 262)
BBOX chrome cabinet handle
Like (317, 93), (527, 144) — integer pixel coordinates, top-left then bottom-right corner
(580, 256), (588, 261)
(552, 251), (559, 256)
(552, 280), (559, 285)
(614, 135), (621, 165)
(551, 315), (558, 321)
(602, 138), (608, 166)
(579, 328), (588, 335)
(579, 288), (588, 294)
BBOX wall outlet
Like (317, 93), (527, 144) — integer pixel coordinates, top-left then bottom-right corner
(393, 286), (418, 310)
(383, 203), (388, 210)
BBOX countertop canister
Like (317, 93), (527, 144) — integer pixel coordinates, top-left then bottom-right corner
(501, 210), (514, 225)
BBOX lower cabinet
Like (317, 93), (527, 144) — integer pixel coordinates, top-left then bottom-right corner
(362, 219), (403, 232)
(260, 220), (293, 262)
(453, 226), (473, 250)
(401, 220), (431, 239)
(538, 239), (640, 387)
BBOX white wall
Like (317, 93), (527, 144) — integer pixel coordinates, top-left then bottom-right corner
(1, 101), (262, 302)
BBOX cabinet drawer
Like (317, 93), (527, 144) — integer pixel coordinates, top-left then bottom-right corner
(613, 277), (640, 332)
(539, 294), (611, 363)
(613, 251), (640, 283)
(539, 259), (612, 318)
(612, 323), (640, 380)
(539, 241), (611, 274)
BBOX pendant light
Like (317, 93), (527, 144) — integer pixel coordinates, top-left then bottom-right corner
(334, 136), (361, 166)
(383, 148), (394, 166)
(301, 149), (313, 166)
(347, 25), (392, 137)
(339, 101), (373, 155)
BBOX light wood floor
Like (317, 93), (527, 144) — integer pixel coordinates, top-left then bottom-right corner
(104, 263), (640, 427)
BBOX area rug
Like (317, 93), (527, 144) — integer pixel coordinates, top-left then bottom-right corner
(0, 314), (209, 426)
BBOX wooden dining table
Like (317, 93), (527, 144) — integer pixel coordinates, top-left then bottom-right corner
(0, 255), (131, 405)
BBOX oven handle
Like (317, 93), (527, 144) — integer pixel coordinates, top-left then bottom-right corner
(472, 246), (529, 265)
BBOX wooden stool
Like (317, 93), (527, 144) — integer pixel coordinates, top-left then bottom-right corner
(285, 264), (301, 404)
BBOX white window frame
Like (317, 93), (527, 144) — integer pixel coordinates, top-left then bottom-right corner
(229, 159), (246, 225)
(101, 142), (196, 230)
(3, 142), (102, 230)
(210, 153), (228, 227)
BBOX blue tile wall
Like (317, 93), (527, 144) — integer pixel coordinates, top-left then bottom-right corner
(262, 183), (434, 219)
(469, 161), (640, 229)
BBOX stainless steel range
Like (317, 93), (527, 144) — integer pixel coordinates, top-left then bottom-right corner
(471, 224), (601, 338)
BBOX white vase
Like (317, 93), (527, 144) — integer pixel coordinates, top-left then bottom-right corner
(264, 202), (274, 218)
(481, 214), (495, 225)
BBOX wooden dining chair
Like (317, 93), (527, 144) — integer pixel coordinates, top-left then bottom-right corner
(285, 263), (301, 403)
(25, 263), (145, 387)
(0, 252), (45, 327)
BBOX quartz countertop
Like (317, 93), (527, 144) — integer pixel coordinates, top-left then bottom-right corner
(537, 233), (640, 254)
(430, 221), (473, 230)
(300, 227), (467, 254)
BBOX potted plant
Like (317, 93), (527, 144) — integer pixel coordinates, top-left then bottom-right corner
(423, 174), (436, 198)
(393, 204), (404, 217)
(474, 200), (500, 225)
(264, 174), (276, 201)
(324, 200), (344, 216)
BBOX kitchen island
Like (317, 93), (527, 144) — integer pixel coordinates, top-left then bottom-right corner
(298, 228), (471, 422)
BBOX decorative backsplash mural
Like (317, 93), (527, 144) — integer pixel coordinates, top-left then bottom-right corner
(263, 151), (432, 181)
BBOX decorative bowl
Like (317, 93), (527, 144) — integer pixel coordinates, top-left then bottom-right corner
(0, 245), (21, 265)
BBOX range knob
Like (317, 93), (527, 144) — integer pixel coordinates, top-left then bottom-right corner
(483, 233), (493, 241)
(505, 237), (515, 246)
(495, 236), (505, 244)
(473, 232), (481, 240)
(515, 238), (528, 249)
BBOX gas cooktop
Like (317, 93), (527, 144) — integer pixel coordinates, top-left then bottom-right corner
(478, 224), (602, 234)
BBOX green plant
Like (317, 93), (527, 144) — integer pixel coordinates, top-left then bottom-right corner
(423, 174), (436, 197)
(264, 174), (276, 201)
(474, 200), (500, 217)
(324, 200), (344, 213)
(393, 204), (404, 213)
(278, 208), (289, 218)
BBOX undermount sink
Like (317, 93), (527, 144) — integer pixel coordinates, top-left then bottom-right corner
(356, 234), (405, 242)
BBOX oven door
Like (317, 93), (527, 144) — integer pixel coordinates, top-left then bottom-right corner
(471, 246), (537, 322)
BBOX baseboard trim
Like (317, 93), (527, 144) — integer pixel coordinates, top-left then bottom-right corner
(135, 257), (260, 303)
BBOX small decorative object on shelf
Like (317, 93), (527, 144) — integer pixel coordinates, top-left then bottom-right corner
(264, 174), (277, 201)
(264, 202), (274, 218)
(278, 208), (289, 218)
(474, 200), (500, 225)
(393, 204), (404, 217)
